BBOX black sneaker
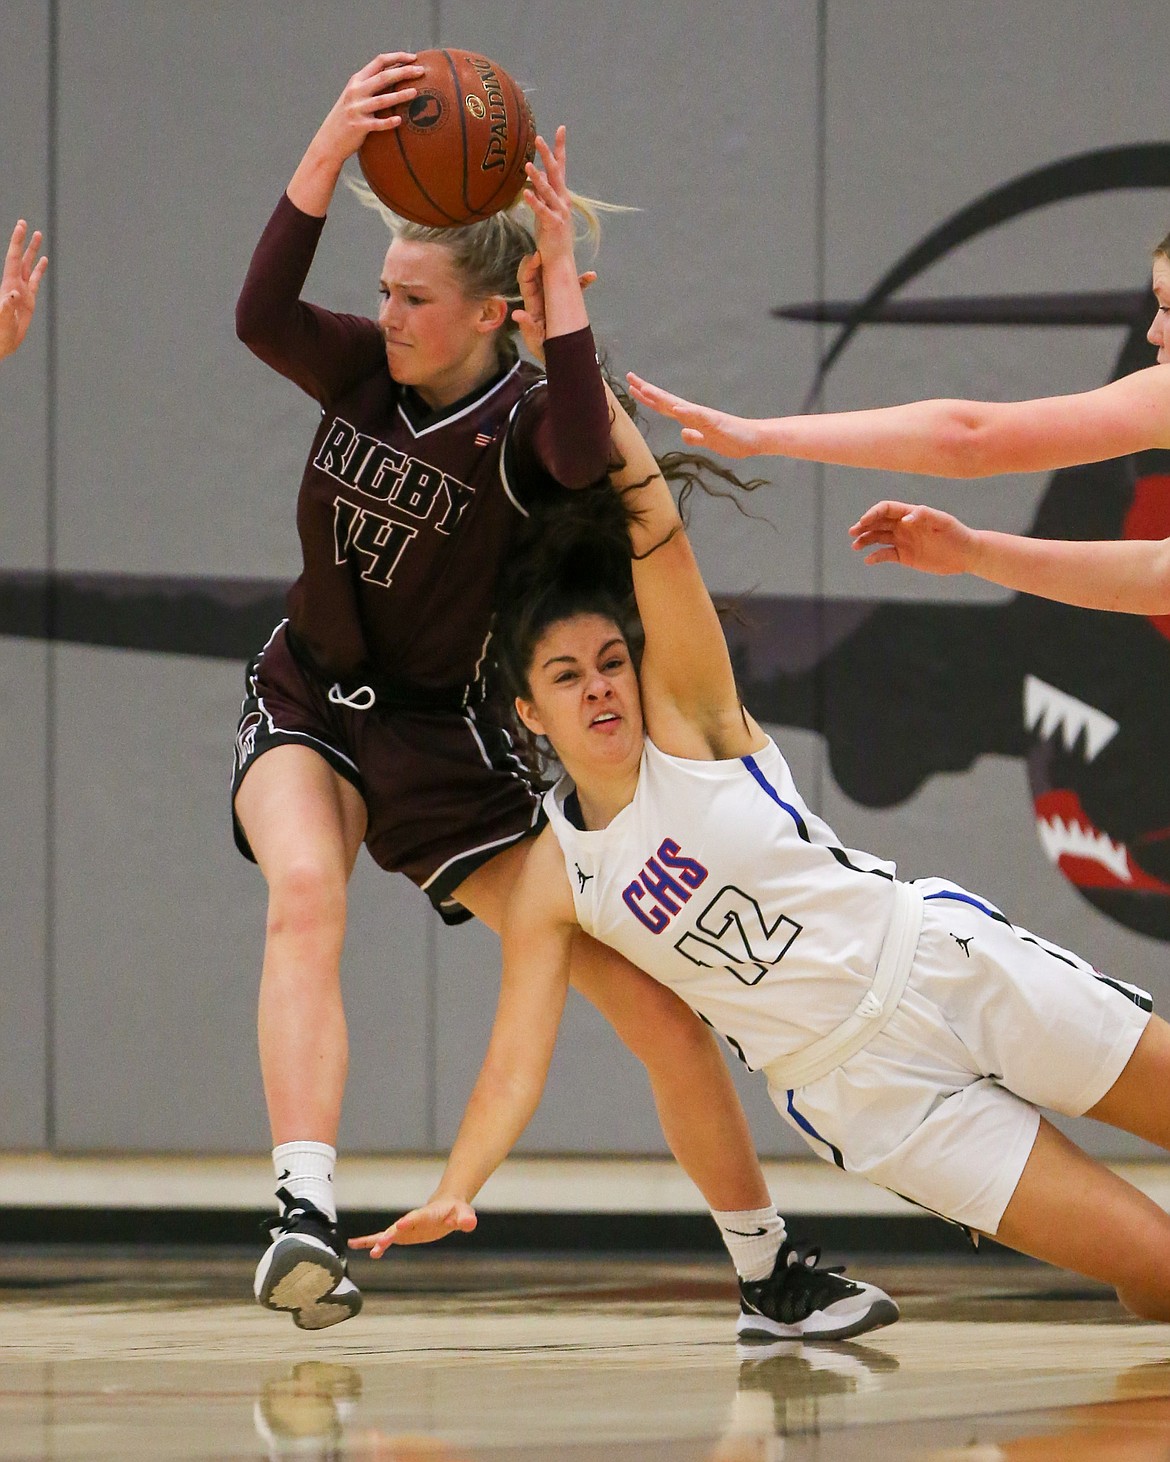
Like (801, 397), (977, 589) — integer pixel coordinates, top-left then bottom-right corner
(254, 1187), (363, 1331)
(737, 1242), (899, 1342)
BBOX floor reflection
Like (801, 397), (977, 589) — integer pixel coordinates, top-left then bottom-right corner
(3, 1254), (1170, 1459)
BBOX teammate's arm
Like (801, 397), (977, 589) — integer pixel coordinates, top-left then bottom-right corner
(851, 499), (1170, 614)
(626, 368), (1170, 476)
(349, 832), (577, 1254)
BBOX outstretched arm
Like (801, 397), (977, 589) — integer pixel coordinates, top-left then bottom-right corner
(0, 220), (47, 361)
(627, 367), (1170, 477)
(850, 498), (1170, 614)
(349, 834), (576, 1255)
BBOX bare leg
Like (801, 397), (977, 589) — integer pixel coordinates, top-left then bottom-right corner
(235, 745), (368, 1146)
(455, 842), (771, 1211)
(995, 1115), (1170, 1319)
(1084, 1015), (1170, 1146)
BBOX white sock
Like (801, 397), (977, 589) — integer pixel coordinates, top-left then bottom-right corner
(711, 1205), (787, 1282)
(273, 1141), (337, 1223)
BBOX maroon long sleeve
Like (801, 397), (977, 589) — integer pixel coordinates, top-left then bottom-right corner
(235, 193), (384, 406)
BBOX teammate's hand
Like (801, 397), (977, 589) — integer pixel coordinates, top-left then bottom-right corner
(348, 1197), (478, 1257)
(625, 372), (762, 458)
(0, 220), (47, 362)
(512, 250), (596, 361)
(849, 499), (977, 576)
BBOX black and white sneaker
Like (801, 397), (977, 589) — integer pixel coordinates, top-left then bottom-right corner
(254, 1188), (363, 1331)
(737, 1242), (899, 1343)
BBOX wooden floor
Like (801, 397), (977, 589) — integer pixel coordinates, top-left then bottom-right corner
(3, 1250), (1170, 1459)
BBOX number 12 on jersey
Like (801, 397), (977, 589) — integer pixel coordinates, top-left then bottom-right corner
(675, 885), (802, 986)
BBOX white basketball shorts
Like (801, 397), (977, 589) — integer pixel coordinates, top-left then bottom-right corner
(770, 877), (1152, 1235)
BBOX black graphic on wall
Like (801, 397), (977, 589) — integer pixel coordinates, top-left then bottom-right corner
(740, 142), (1170, 940)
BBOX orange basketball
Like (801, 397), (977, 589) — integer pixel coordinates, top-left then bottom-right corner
(358, 48), (535, 228)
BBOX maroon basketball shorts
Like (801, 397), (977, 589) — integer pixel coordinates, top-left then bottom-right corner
(231, 623), (541, 923)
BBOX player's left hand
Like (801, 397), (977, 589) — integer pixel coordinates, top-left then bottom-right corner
(348, 1197), (478, 1257)
(512, 250), (596, 361)
(849, 499), (977, 575)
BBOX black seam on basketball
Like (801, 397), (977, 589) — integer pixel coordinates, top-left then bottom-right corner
(442, 50), (474, 219)
(393, 116), (462, 227)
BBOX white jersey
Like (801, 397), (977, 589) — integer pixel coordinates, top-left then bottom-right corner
(543, 736), (909, 1075)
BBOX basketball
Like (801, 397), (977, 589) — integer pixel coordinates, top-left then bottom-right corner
(358, 48), (535, 228)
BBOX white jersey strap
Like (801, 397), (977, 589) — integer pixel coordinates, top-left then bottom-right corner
(762, 880), (923, 1091)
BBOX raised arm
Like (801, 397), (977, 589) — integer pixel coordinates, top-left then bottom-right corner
(850, 499), (1170, 614)
(235, 55), (423, 401)
(509, 128), (610, 491)
(626, 368), (1170, 478)
(349, 832), (576, 1254)
(604, 396), (762, 760)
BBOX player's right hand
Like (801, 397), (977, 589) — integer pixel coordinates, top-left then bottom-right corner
(348, 1197), (478, 1257)
(625, 373), (762, 458)
(849, 499), (977, 576)
(316, 53), (426, 161)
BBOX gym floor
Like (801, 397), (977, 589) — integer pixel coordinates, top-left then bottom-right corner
(3, 1249), (1170, 1459)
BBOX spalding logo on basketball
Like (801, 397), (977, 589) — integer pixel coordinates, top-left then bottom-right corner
(359, 47), (535, 227)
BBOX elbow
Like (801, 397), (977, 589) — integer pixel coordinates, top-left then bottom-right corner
(235, 294), (261, 348)
(928, 404), (1001, 478)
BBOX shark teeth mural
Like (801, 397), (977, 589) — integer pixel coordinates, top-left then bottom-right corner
(1023, 676), (1120, 763)
(1034, 792), (1134, 885)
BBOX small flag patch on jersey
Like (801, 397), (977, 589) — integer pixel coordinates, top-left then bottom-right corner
(474, 432), (493, 447)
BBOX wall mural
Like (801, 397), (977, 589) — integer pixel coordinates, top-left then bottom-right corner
(4, 145), (1170, 938)
(734, 143), (1170, 940)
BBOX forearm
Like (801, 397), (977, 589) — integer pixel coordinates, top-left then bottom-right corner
(532, 326), (611, 487)
(429, 1063), (546, 1204)
(604, 385), (683, 552)
(752, 400), (1007, 477)
(286, 138), (346, 219)
(541, 252), (590, 340)
(968, 531), (1170, 613)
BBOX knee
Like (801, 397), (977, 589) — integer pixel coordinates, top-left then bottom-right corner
(1117, 1281), (1170, 1322)
(266, 858), (347, 942)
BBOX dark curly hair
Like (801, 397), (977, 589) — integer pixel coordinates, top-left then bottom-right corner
(484, 378), (766, 780)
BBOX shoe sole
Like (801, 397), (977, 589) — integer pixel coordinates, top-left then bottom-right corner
(736, 1293), (900, 1344)
(257, 1243), (362, 1331)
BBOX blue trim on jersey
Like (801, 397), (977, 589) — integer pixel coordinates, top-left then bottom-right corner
(742, 754), (810, 837)
(785, 1090), (845, 1169)
(922, 888), (1001, 919)
(742, 753), (893, 882)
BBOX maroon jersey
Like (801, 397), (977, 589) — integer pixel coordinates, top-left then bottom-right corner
(236, 193), (610, 690)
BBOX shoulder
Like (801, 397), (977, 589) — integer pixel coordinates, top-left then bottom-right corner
(508, 825), (577, 930)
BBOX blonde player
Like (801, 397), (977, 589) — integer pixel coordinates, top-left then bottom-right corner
(352, 390), (1170, 1330)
